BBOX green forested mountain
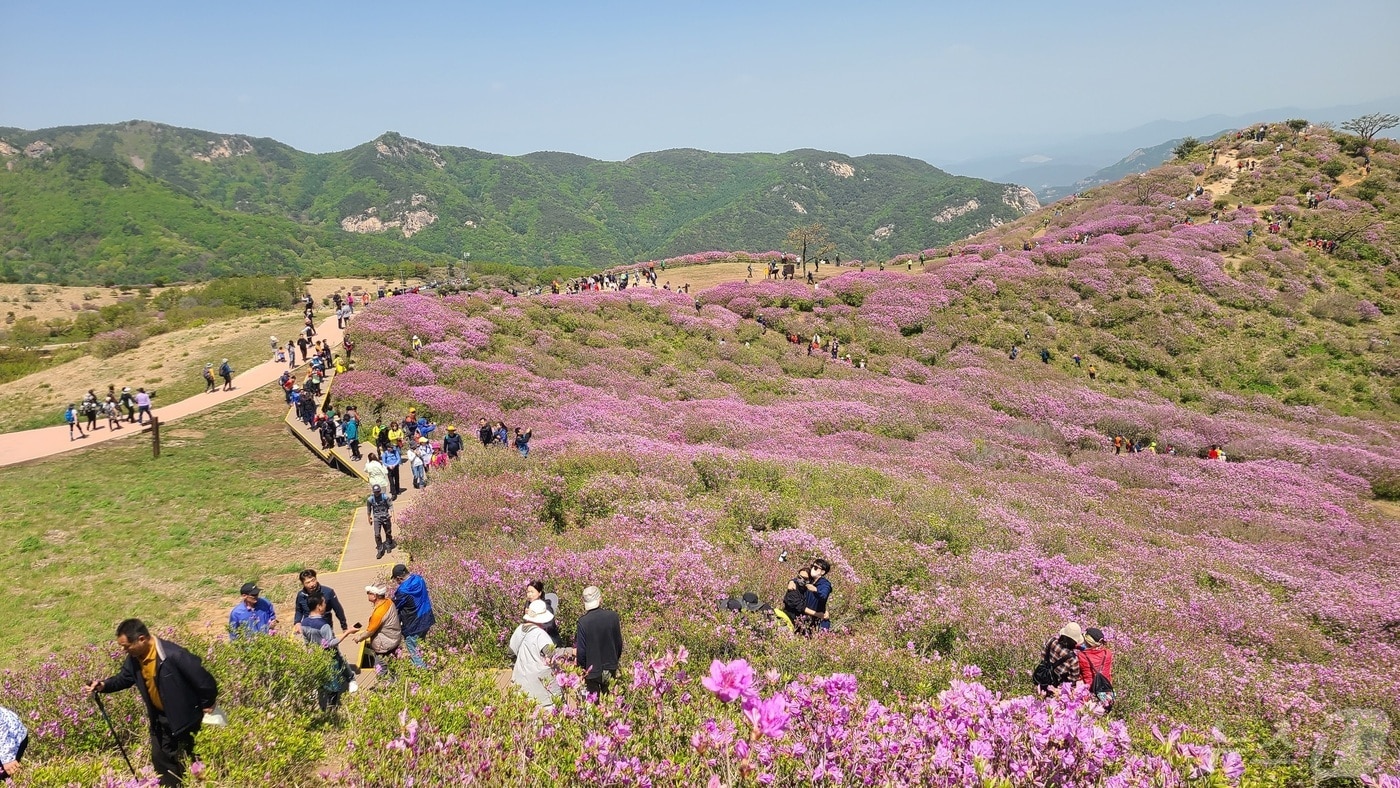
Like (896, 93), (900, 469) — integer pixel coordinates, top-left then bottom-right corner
(0, 121), (1037, 283)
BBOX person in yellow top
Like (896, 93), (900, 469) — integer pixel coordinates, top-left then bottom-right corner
(87, 619), (218, 786)
(386, 424), (404, 446)
(333, 355), (347, 375)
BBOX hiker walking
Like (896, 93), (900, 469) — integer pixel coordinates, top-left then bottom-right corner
(120, 387), (136, 423)
(344, 412), (362, 461)
(382, 444), (403, 498)
(364, 452), (390, 493)
(202, 364), (217, 393)
(218, 359), (233, 391)
(135, 388), (152, 424)
(83, 390), (99, 432)
(367, 484), (395, 560)
(391, 563), (435, 668)
(86, 619), (219, 787)
(104, 395), (123, 431)
(410, 438), (428, 489)
(478, 418), (493, 447)
(63, 403), (86, 441)
(575, 586), (624, 695)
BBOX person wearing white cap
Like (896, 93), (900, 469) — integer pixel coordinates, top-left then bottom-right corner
(575, 586), (624, 695)
(119, 386), (136, 422)
(353, 585), (402, 681)
(1033, 622), (1084, 695)
(509, 600), (561, 707)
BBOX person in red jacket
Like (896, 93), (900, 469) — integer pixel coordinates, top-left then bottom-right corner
(1077, 627), (1115, 709)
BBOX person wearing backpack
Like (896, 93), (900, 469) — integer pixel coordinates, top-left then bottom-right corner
(298, 592), (359, 710)
(203, 363), (217, 393)
(1033, 623), (1084, 695)
(64, 403), (86, 441)
(1077, 627), (1115, 710)
(218, 359), (234, 391)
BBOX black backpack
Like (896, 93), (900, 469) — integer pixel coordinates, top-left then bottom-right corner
(1084, 655), (1115, 709)
(1031, 640), (1078, 688)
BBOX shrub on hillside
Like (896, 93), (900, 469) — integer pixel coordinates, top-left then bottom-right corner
(88, 328), (141, 358)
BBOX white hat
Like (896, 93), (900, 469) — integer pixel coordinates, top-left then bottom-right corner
(365, 585), (387, 596)
(523, 599), (554, 624)
(1059, 622), (1085, 646)
(582, 586), (602, 611)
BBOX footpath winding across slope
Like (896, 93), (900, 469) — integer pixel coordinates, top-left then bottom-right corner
(0, 314), (347, 468)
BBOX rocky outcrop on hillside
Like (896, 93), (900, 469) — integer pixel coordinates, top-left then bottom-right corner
(192, 136), (254, 162)
(374, 134), (446, 169)
(340, 194), (439, 238)
(1002, 185), (1040, 213)
(933, 199), (980, 223)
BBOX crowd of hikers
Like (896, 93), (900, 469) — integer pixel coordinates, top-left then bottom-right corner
(34, 276), (1156, 786)
(63, 385), (154, 441)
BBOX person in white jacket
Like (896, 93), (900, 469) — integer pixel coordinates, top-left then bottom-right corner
(509, 600), (561, 707)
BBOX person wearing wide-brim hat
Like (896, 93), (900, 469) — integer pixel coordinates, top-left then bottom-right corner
(202, 362), (217, 393)
(442, 424), (463, 459)
(509, 600), (561, 707)
(1035, 622), (1084, 695)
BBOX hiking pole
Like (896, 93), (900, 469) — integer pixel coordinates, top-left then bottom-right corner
(92, 690), (138, 777)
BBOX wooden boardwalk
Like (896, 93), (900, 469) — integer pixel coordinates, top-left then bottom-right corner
(280, 376), (428, 681)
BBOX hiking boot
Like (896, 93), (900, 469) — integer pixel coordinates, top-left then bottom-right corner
(385, 539), (397, 553)
(375, 542), (385, 560)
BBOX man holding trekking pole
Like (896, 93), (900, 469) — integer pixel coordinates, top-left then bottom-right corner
(85, 619), (218, 786)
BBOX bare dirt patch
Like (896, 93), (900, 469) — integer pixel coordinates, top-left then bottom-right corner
(0, 282), (177, 325)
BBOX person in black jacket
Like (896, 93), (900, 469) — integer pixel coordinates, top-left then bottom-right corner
(477, 418), (493, 447)
(86, 619), (218, 786)
(293, 569), (349, 635)
(574, 586), (623, 696)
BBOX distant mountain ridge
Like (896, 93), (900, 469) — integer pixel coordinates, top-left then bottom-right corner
(0, 121), (1038, 284)
(945, 95), (1400, 196)
(1036, 130), (1233, 202)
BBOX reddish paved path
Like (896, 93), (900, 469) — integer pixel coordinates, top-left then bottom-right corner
(0, 314), (346, 468)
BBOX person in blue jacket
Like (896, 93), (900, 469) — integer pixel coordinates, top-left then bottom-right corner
(229, 582), (277, 639)
(801, 559), (833, 632)
(382, 444), (403, 498)
(391, 564), (435, 668)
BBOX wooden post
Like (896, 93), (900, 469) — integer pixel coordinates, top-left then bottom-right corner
(150, 416), (160, 458)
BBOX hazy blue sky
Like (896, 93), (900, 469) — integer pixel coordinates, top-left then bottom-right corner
(3, 0), (1397, 164)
